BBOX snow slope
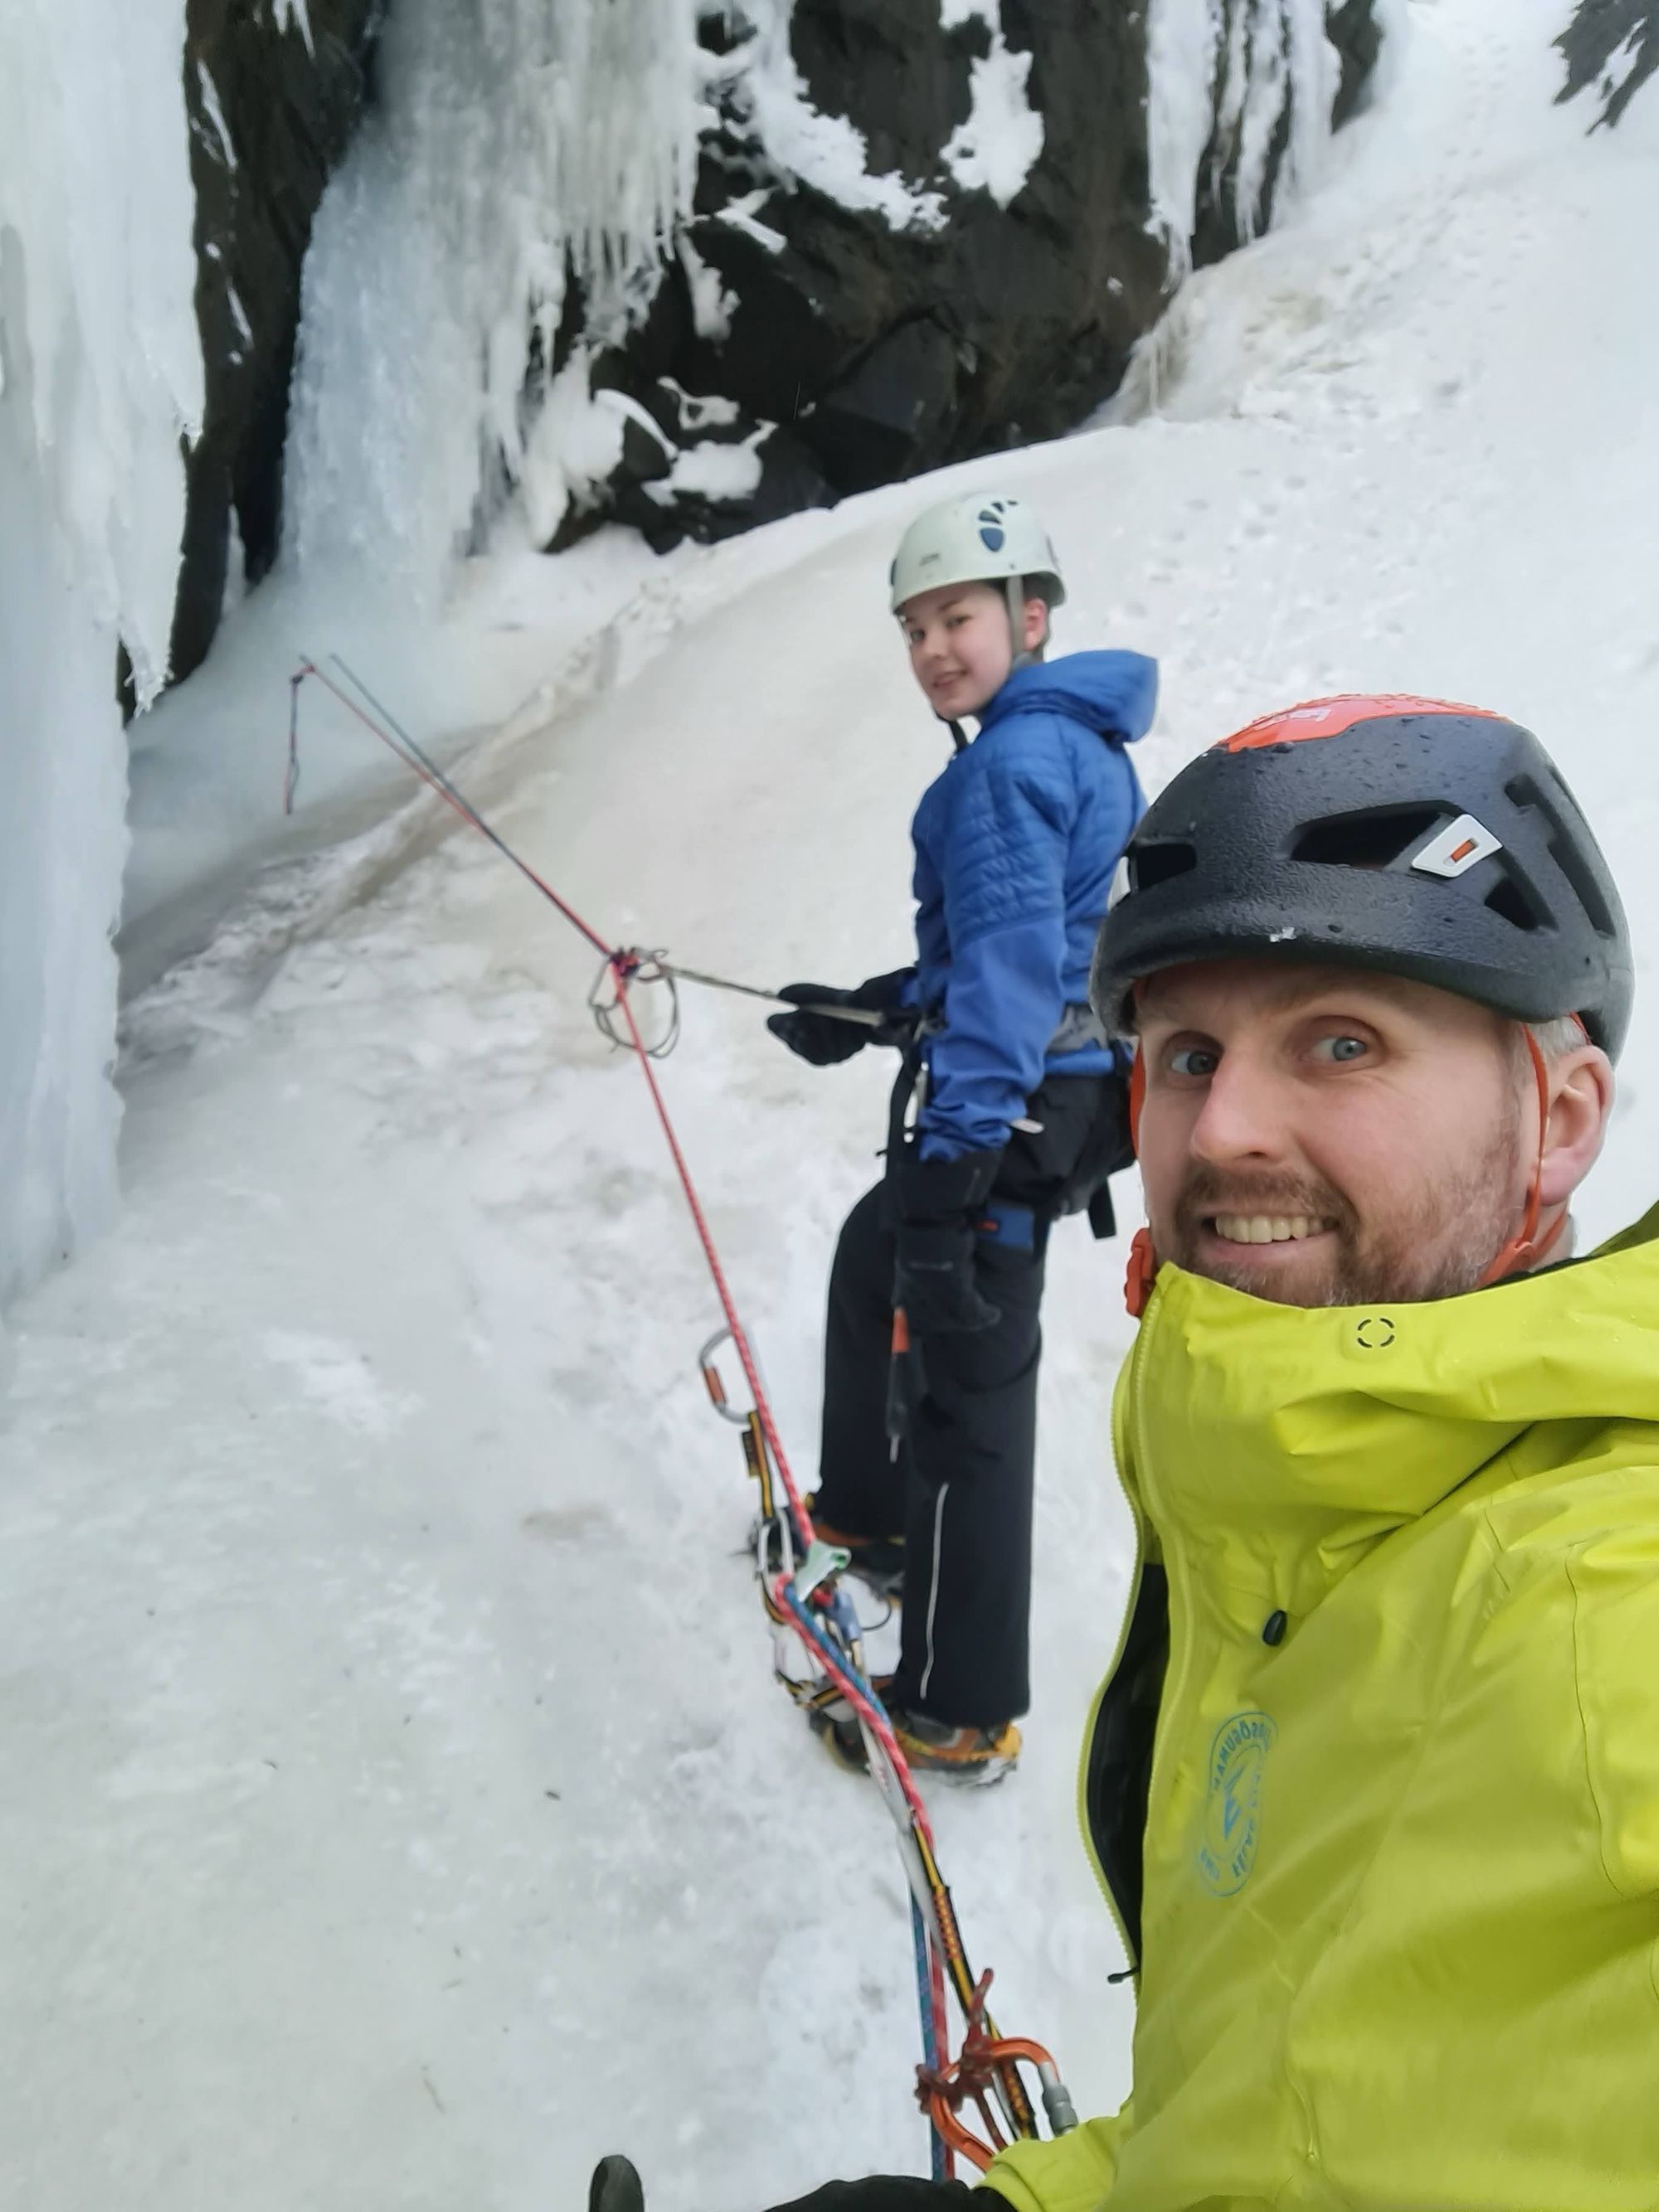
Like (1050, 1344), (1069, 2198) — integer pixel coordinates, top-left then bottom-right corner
(5, 5), (1659, 2209)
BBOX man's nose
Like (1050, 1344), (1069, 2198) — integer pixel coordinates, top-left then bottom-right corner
(1189, 1053), (1289, 1165)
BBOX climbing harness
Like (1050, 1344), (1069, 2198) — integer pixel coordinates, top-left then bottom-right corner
(286, 659), (1075, 2176)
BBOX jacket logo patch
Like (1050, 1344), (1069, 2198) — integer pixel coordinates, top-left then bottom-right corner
(1197, 1710), (1276, 1896)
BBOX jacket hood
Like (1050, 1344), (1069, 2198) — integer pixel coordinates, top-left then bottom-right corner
(1128, 1200), (1659, 1607)
(977, 649), (1157, 743)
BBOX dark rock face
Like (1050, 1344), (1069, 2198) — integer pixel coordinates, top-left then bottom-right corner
(1328, 0), (1386, 127)
(174, 0), (382, 686)
(1559, 0), (1659, 126)
(163, 0), (1383, 673)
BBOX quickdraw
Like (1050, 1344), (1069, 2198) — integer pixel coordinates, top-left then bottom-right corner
(288, 657), (1078, 2176)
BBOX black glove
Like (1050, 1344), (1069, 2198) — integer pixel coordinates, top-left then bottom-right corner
(766, 970), (917, 1066)
(768, 2185), (982, 2212)
(892, 1146), (1004, 1337)
(588, 2164), (983, 2212)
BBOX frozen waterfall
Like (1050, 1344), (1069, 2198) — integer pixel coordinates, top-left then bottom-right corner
(1146, 0), (1341, 274)
(283, 0), (703, 601)
(0, 0), (202, 1302)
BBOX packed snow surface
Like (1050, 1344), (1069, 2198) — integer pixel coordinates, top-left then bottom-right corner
(6, 4), (1659, 2210)
(0, 0), (201, 1301)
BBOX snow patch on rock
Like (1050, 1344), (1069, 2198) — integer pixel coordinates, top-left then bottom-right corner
(739, 1), (947, 232)
(941, 17), (1045, 208)
(645, 429), (768, 505)
(272, 0), (316, 58)
(194, 62), (237, 169)
(677, 232), (737, 340)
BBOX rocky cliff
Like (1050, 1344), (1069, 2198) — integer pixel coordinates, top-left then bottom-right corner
(166, 1), (1387, 686)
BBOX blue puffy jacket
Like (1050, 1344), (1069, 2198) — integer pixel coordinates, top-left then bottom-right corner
(905, 650), (1157, 1161)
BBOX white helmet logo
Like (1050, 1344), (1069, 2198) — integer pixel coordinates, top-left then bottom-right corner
(1410, 813), (1503, 879)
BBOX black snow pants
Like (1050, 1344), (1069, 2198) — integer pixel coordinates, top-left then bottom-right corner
(813, 1062), (1130, 1728)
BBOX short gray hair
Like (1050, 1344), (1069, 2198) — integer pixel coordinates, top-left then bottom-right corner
(1526, 1014), (1588, 1063)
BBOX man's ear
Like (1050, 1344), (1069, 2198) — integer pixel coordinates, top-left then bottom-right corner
(1538, 1046), (1614, 1208)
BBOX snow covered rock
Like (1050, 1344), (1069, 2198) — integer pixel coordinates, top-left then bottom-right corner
(164, 0), (1384, 634)
(552, 0), (1386, 552)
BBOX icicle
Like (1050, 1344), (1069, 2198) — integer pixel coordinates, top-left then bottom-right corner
(285, 0), (703, 600)
(0, 0), (202, 1301)
(1146, 0), (1339, 275)
(1146, 0), (1226, 279)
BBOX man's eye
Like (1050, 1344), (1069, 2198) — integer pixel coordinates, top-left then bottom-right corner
(1169, 1047), (1219, 1078)
(1315, 1035), (1369, 1064)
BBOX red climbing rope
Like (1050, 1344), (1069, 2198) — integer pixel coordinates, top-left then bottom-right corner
(606, 965), (813, 1557)
(285, 659), (1069, 2175)
(289, 657), (615, 958)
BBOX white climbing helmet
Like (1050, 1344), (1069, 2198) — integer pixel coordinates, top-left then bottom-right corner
(888, 491), (1066, 617)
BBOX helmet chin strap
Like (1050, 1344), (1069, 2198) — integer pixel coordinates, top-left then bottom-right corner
(1477, 1024), (1573, 1286)
(1125, 1048), (1157, 1318)
(1123, 1021), (1574, 1317)
(1005, 576), (1046, 672)
(931, 584), (1043, 751)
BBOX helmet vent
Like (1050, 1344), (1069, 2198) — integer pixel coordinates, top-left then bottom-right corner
(1483, 874), (1543, 932)
(1131, 840), (1198, 891)
(1291, 805), (1443, 869)
(1506, 773), (1618, 939)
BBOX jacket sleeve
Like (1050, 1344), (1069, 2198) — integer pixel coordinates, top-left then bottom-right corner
(918, 736), (1136, 1161)
(983, 2108), (1130, 2212)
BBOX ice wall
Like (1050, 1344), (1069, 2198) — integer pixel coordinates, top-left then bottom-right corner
(0, 0), (202, 1302)
(283, 0), (703, 600)
(1146, 0), (1340, 275)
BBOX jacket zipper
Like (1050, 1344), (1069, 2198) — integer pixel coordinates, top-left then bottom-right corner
(1075, 1287), (1161, 1975)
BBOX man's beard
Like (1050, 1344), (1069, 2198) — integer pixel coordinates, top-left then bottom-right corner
(1163, 1106), (1523, 1308)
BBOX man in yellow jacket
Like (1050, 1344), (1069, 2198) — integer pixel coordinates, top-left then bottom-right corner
(596, 695), (1653, 2210)
(984, 693), (1652, 2210)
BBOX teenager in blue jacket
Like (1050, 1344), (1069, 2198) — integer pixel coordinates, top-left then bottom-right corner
(769, 492), (1156, 1779)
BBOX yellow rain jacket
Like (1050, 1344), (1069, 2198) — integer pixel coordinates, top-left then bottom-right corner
(990, 1207), (1659, 2212)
